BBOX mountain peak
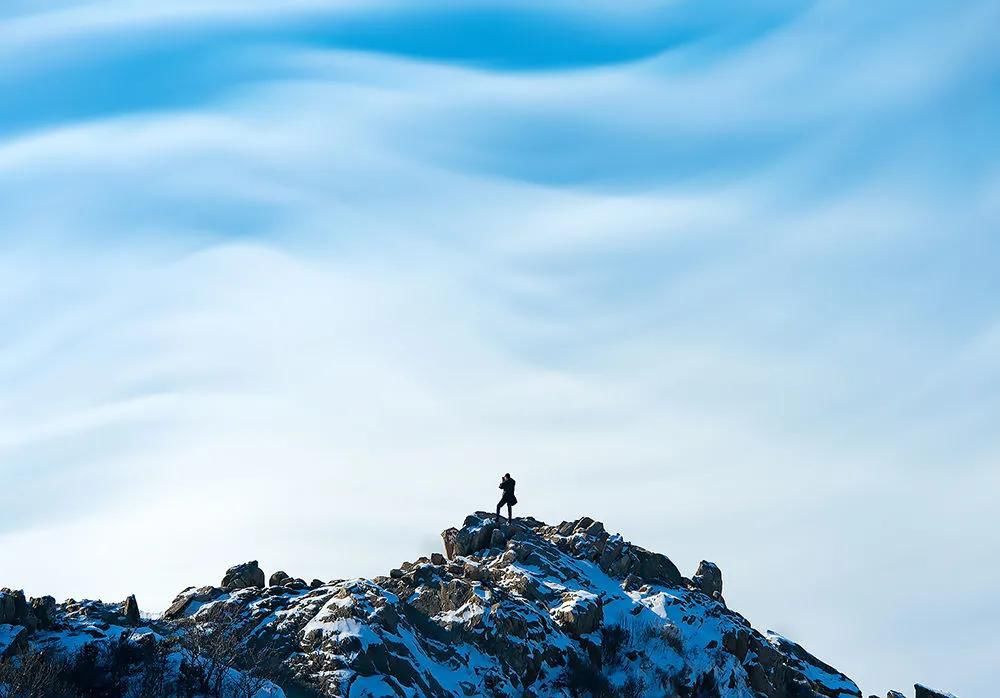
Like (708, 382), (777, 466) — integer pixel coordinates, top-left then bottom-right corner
(0, 514), (947, 697)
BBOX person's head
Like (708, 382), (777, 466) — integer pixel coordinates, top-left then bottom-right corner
(504, 472), (510, 479)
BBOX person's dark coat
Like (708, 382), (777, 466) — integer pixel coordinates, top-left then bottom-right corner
(499, 477), (517, 505)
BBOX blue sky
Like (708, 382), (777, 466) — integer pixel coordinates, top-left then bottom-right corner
(1, 1), (998, 695)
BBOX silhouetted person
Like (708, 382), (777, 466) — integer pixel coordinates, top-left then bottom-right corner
(497, 473), (517, 522)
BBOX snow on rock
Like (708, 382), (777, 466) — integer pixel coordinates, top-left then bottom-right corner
(0, 512), (953, 697)
(0, 623), (27, 658)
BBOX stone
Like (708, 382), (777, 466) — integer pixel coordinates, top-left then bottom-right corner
(123, 594), (140, 626)
(221, 561), (265, 590)
(0, 589), (37, 630)
(30, 596), (56, 629)
(692, 560), (723, 598)
(310, 579), (324, 589)
(430, 553), (446, 566)
(440, 579), (473, 612)
(551, 591), (602, 635)
(887, 692), (906, 698)
(915, 685), (958, 698)
(269, 571), (290, 587)
(634, 549), (682, 585)
(441, 527), (460, 559)
(163, 586), (224, 619)
(722, 628), (750, 662)
(490, 528), (506, 550)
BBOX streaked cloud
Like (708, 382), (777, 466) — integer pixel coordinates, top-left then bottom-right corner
(0, 1), (997, 695)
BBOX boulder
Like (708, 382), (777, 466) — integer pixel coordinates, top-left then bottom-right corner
(442, 513), (502, 559)
(269, 571), (290, 587)
(30, 596), (56, 629)
(887, 692), (906, 698)
(221, 561), (265, 590)
(0, 589), (37, 630)
(310, 579), (324, 589)
(692, 560), (723, 598)
(551, 591), (602, 635)
(163, 586), (224, 619)
(915, 686), (958, 698)
(634, 548), (682, 585)
(490, 528), (506, 550)
(123, 594), (140, 626)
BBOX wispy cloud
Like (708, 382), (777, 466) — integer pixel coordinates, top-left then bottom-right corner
(0, 1), (997, 695)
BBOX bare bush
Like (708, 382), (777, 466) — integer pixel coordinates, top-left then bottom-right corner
(642, 621), (684, 655)
(0, 647), (72, 698)
(619, 673), (645, 698)
(177, 606), (280, 697)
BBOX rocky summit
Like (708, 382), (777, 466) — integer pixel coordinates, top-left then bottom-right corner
(0, 513), (951, 697)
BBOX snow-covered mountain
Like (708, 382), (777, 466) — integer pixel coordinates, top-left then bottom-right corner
(1, 513), (955, 697)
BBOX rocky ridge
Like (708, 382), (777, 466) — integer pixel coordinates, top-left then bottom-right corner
(0, 513), (954, 697)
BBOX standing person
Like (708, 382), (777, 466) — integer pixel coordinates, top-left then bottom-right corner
(496, 473), (517, 522)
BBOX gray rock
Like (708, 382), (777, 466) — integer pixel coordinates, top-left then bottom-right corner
(887, 692), (906, 698)
(551, 592), (602, 635)
(30, 596), (56, 629)
(915, 685), (958, 698)
(490, 528), (506, 550)
(0, 589), (37, 630)
(163, 585), (224, 619)
(123, 594), (140, 626)
(692, 560), (723, 598)
(221, 561), (265, 590)
(269, 570), (290, 586)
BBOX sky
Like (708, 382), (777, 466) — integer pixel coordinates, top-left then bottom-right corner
(0, 1), (998, 695)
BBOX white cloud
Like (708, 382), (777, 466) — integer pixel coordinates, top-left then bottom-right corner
(0, 2), (997, 696)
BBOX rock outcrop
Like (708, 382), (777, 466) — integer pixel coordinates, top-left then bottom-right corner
(0, 513), (957, 698)
(221, 560), (265, 590)
(122, 594), (140, 626)
(693, 559), (723, 599)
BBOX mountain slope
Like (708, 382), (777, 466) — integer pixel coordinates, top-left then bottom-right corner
(0, 513), (929, 697)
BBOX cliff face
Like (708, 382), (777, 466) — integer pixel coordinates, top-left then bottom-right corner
(0, 514), (943, 697)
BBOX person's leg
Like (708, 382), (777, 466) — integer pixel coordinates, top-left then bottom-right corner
(496, 498), (504, 519)
(507, 502), (513, 521)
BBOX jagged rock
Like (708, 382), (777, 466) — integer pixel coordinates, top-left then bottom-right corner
(887, 692), (906, 698)
(490, 527), (506, 549)
(221, 560), (265, 590)
(269, 570), (290, 586)
(722, 627), (750, 661)
(440, 579), (472, 612)
(551, 591), (602, 635)
(122, 594), (140, 626)
(634, 548), (683, 585)
(163, 585), (224, 619)
(29, 596), (56, 629)
(916, 685), (958, 698)
(692, 560), (723, 598)
(0, 589), (37, 630)
(0, 514), (889, 698)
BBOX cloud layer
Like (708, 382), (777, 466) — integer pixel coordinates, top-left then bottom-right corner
(1, 2), (998, 695)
